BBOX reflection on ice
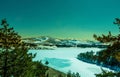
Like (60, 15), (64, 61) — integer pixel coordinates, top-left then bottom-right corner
(43, 58), (71, 68)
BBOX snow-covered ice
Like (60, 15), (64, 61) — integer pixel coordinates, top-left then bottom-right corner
(29, 48), (111, 77)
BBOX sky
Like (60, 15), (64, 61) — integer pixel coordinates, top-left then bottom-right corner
(0, 0), (120, 40)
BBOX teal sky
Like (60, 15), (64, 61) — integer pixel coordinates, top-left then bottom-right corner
(0, 0), (120, 40)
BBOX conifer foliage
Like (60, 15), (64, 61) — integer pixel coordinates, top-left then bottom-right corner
(93, 18), (120, 62)
(77, 18), (120, 76)
(93, 18), (120, 76)
(0, 19), (39, 77)
(93, 18), (120, 50)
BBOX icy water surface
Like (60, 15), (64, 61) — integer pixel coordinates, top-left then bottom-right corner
(29, 48), (111, 77)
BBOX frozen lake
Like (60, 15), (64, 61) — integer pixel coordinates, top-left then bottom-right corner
(29, 48), (111, 77)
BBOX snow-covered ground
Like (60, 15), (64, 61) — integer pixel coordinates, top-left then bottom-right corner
(29, 48), (112, 77)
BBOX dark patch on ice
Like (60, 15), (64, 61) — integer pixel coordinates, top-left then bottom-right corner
(44, 58), (71, 68)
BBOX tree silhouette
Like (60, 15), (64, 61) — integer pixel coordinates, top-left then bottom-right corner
(93, 18), (120, 54)
(93, 18), (120, 76)
(114, 18), (120, 31)
(0, 19), (36, 77)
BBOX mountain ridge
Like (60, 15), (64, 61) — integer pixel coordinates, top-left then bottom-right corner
(22, 36), (108, 49)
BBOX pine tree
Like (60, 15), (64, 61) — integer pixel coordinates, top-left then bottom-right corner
(67, 71), (81, 77)
(93, 18), (120, 61)
(0, 19), (35, 77)
(93, 18), (120, 50)
(93, 18), (120, 76)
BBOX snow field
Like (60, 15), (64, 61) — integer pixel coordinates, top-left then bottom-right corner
(29, 48), (111, 77)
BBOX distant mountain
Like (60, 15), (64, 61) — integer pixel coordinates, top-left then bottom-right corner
(22, 36), (108, 49)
